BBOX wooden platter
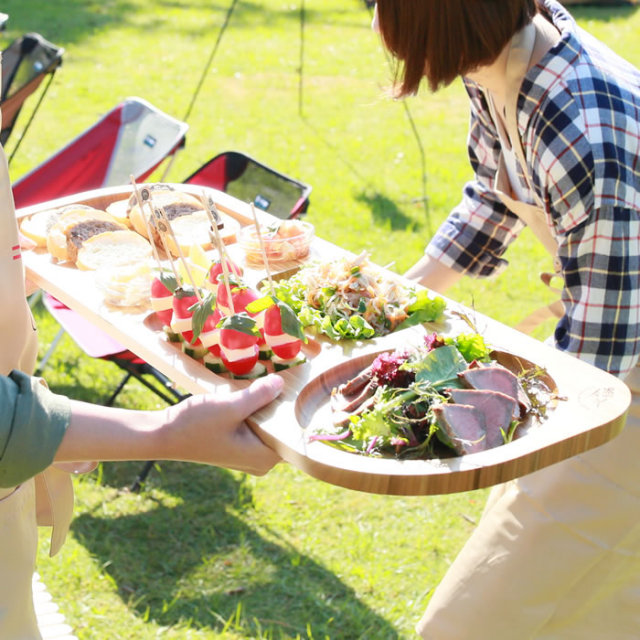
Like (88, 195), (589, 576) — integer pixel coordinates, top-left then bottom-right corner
(18, 185), (632, 496)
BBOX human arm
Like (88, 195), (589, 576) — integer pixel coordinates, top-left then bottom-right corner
(55, 374), (284, 475)
(406, 79), (526, 287)
(1, 370), (283, 488)
(403, 253), (464, 293)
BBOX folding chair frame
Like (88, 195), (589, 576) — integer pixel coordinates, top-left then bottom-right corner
(1, 32), (64, 163)
(183, 150), (312, 219)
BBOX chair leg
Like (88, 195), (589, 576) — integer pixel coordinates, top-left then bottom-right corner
(107, 358), (190, 406)
(34, 326), (66, 375)
(105, 372), (133, 407)
(143, 364), (191, 403)
(130, 460), (156, 493)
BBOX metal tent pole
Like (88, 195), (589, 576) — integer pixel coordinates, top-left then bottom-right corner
(298, 0), (306, 117)
(182, 0), (240, 124)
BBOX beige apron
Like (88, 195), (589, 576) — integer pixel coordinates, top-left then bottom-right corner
(417, 18), (640, 639)
(487, 14), (565, 335)
(1, 52), (74, 638)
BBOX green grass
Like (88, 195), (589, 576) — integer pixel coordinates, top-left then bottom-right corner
(5, 1), (640, 638)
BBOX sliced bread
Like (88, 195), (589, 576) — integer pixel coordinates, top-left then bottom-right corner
(128, 186), (240, 256)
(19, 208), (61, 247)
(76, 229), (153, 270)
(46, 207), (126, 262)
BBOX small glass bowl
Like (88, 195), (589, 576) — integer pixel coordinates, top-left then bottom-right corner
(95, 262), (153, 308)
(238, 219), (314, 267)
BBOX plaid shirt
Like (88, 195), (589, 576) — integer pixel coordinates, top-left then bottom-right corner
(427, 0), (640, 377)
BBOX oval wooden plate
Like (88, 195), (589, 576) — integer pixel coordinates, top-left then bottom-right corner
(249, 322), (631, 496)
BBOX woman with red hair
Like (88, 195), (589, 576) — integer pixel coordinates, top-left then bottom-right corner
(374, 1), (640, 637)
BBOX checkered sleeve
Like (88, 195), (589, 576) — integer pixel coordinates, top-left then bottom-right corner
(554, 207), (640, 377)
(426, 82), (525, 277)
(527, 75), (640, 377)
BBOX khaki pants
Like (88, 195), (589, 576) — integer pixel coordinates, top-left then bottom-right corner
(0, 480), (41, 640)
(416, 368), (640, 640)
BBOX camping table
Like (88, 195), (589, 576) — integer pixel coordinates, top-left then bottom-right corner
(17, 184), (631, 496)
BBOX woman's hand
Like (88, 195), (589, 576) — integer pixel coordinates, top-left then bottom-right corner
(160, 375), (285, 475)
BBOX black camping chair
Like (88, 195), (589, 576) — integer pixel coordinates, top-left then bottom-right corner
(183, 151), (312, 219)
(1, 32), (64, 163)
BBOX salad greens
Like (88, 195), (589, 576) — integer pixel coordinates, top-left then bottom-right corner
(313, 332), (498, 458)
(266, 257), (446, 341)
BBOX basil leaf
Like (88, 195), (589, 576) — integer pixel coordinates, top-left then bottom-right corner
(276, 299), (307, 342)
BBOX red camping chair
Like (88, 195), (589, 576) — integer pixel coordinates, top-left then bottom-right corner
(183, 151), (312, 219)
(1, 32), (64, 164)
(12, 96), (188, 209)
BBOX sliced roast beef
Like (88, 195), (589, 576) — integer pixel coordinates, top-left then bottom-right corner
(164, 202), (203, 221)
(448, 388), (515, 448)
(433, 403), (488, 455)
(338, 366), (374, 397)
(458, 365), (525, 419)
(331, 378), (377, 414)
(332, 395), (377, 428)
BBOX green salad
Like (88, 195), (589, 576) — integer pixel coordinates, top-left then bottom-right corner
(266, 252), (446, 340)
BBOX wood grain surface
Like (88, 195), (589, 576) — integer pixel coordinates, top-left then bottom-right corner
(18, 185), (632, 496)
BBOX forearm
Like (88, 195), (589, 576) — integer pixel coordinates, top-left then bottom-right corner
(54, 400), (168, 463)
(404, 254), (464, 294)
(54, 376), (284, 476)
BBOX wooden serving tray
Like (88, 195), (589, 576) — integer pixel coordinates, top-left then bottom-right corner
(18, 185), (632, 496)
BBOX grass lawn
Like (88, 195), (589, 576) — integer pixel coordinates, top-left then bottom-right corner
(4, 1), (640, 638)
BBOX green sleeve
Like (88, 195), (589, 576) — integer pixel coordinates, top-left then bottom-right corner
(0, 370), (71, 488)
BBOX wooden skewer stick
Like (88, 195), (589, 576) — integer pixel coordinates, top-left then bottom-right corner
(154, 202), (202, 301)
(142, 199), (202, 301)
(129, 176), (164, 271)
(199, 191), (234, 314)
(250, 202), (274, 294)
(205, 196), (235, 275)
(135, 182), (183, 286)
(199, 192), (226, 262)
